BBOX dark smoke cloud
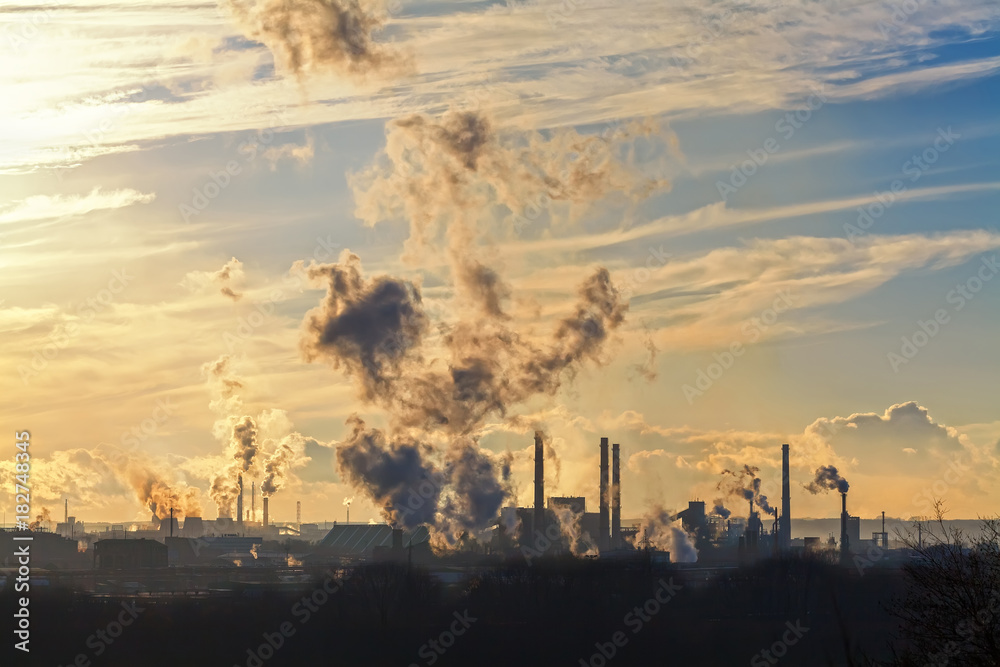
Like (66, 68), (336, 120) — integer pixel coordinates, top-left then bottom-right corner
(297, 252), (427, 402)
(221, 0), (411, 79)
(300, 256), (627, 435)
(806, 465), (850, 494)
(231, 416), (258, 473)
(711, 500), (731, 520)
(437, 439), (510, 544)
(307, 109), (670, 542)
(335, 415), (442, 529)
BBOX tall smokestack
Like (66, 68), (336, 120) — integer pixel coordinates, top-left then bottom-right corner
(599, 437), (609, 552)
(252, 481), (255, 523)
(840, 492), (849, 560)
(237, 474), (244, 530)
(263, 497), (269, 528)
(64, 499), (68, 524)
(297, 500), (301, 525)
(612, 443), (621, 550)
(534, 431), (544, 534)
(780, 443), (791, 550)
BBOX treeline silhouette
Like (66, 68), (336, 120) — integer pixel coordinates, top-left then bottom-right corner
(2, 543), (998, 666)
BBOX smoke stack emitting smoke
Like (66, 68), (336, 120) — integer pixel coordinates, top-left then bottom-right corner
(719, 465), (777, 518)
(806, 465), (850, 494)
(295, 107), (672, 545)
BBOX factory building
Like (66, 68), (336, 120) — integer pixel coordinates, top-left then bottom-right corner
(94, 539), (167, 569)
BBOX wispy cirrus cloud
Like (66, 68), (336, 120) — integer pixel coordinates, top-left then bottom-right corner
(0, 187), (156, 225)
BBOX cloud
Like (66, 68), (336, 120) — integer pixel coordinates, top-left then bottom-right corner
(0, 188), (155, 225)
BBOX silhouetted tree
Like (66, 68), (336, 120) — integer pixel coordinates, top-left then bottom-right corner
(887, 503), (1000, 666)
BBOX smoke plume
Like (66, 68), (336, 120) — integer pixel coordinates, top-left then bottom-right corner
(261, 432), (309, 496)
(335, 415), (442, 530)
(639, 506), (698, 563)
(127, 465), (202, 520)
(220, 0), (411, 79)
(806, 465), (850, 494)
(719, 465), (777, 516)
(29, 507), (52, 531)
(436, 439), (511, 545)
(303, 109), (671, 541)
(711, 500), (731, 520)
(299, 255), (627, 435)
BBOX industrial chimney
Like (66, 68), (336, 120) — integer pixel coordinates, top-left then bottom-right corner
(780, 444), (791, 550)
(534, 431), (544, 535)
(840, 492), (850, 560)
(612, 443), (621, 550)
(237, 474), (244, 531)
(263, 497), (269, 528)
(599, 437), (609, 552)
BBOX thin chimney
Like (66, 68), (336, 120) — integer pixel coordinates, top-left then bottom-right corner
(780, 444), (791, 550)
(611, 443), (621, 550)
(263, 497), (269, 528)
(599, 437), (609, 552)
(237, 474), (244, 531)
(534, 431), (544, 534)
(840, 492), (850, 560)
(251, 481), (255, 523)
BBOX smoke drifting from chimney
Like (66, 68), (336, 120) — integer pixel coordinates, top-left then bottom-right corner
(711, 500), (731, 520)
(335, 415), (442, 530)
(640, 506), (698, 563)
(806, 465), (850, 494)
(298, 255), (628, 436)
(261, 433), (309, 496)
(719, 465), (776, 517)
(300, 108), (670, 542)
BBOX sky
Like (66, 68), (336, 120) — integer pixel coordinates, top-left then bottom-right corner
(1, 0), (999, 536)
